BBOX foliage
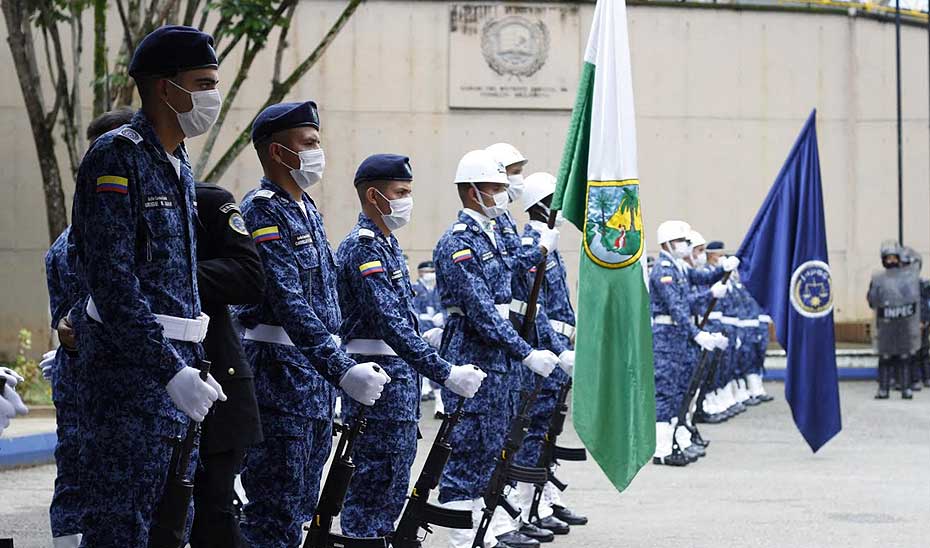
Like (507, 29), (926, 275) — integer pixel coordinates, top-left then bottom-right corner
(4, 329), (52, 406)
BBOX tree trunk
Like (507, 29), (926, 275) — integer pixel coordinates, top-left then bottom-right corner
(2, 0), (69, 242)
(93, 0), (108, 116)
(203, 0), (363, 183)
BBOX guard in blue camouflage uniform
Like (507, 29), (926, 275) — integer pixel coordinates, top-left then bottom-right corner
(484, 145), (563, 546)
(650, 221), (735, 467)
(413, 260), (447, 416)
(69, 27), (227, 547)
(702, 241), (743, 418)
(235, 101), (390, 548)
(336, 154), (486, 537)
(38, 108), (138, 548)
(510, 172), (587, 531)
(434, 150), (560, 548)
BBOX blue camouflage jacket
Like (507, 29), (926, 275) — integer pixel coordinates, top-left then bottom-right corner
(412, 279), (443, 333)
(236, 178), (354, 427)
(70, 110), (200, 422)
(434, 210), (533, 413)
(45, 227), (81, 330)
(517, 224), (570, 390)
(650, 252), (703, 341)
(336, 214), (452, 422)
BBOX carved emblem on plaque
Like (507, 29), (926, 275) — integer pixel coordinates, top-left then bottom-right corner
(481, 15), (549, 78)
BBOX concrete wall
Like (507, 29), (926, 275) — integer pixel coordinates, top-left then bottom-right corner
(1, 1), (928, 355)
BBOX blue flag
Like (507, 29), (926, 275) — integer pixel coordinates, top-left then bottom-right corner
(737, 109), (842, 452)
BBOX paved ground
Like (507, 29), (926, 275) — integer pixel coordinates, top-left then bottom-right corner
(1, 381), (928, 547)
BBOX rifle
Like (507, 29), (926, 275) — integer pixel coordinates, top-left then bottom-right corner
(471, 210), (558, 547)
(391, 399), (474, 547)
(148, 360), (211, 548)
(302, 408), (386, 548)
(670, 271), (733, 457)
(527, 378), (587, 524)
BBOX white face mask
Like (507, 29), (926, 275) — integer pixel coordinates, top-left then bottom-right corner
(506, 174), (525, 201)
(693, 251), (707, 267)
(278, 145), (325, 190)
(472, 184), (509, 219)
(374, 189), (413, 231)
(670, 241), (690, 259)
(420, 272), (436, 287)
(165, 80), (221, 138)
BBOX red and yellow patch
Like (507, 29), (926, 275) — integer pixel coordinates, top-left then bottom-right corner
(96, 175), (128, 194)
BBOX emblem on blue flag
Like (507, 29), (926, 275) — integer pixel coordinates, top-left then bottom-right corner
(790, 260), (833, 318)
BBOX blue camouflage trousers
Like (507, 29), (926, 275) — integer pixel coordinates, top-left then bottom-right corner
(514, 388), (559, 469)
(78, 404), (185, 548)
(51, 402), (82, 538)
(653, 325), (688, 422)
(341, 420), (418, 537)
(438, 410), (510, 503)
(241, 418), (332, 548)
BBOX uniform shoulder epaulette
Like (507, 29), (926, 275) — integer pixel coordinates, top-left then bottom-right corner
(113, 125), (143, 145)
(254, 189), (276, 200)
(452, 223), (468, 233)
(660, 260), (672, 267)
(521, 236), (534, 246)
(358, 228), (376, 239)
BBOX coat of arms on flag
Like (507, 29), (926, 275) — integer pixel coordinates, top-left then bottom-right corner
(583, 180), (643, 268)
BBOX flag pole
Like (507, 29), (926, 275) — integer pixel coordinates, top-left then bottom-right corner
(896, 0), (904, 245)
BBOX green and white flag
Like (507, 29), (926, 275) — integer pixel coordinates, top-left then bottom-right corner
(552, 0), (655, 492)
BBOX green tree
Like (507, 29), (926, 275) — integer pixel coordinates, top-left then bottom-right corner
(618, 187), (640, 231)
(1, 0), (364, 244)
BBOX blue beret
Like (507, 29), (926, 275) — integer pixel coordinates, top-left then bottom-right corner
(706, 240), (726, 251)
(354, 154), (413, 186)
(251, 101), (320, 144)
(417, 261), (435, 270)
(129, 26), (217, 78)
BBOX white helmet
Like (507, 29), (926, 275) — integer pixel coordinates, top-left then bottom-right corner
(454, 150), (508, 185)
(656, 220), (691, 245)
(689, 230), (706, 248)
(521, 172), (556, 212)
(485, 142), (527, 168)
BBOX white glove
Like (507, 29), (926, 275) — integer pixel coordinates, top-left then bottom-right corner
(736, 337), (742, 350)
(431, 312), (446, 328)
(423, 328), (444, 349)
(538, 227), (560, 253)
(721, 256), (740, 272)
(711, 333), (729, 350)
(710, 281), (729, 299)
(331, 334), (343, 348)
(339, 362), (391, 406)
(166, 366), (227, 423)
(693, 331), (716, 352)
(40, 350), (57, 381)
(1, 377), (30, 432)
(0, 367), (24, 387)
(558, 350), (575, 375)
(522, 349), (559, 378)
(444, 364), (487, 398)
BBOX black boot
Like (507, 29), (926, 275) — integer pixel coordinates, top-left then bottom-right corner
(653, 446), (690, 466)
(875, 362), (890, 399)
(898, 361), (913, 399)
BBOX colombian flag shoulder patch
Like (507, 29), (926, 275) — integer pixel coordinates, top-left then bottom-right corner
(359, 260), (385, 277)
(452, 249), (473, 263)
(96, 175), (129, 194)
(252, 226), (281, 243)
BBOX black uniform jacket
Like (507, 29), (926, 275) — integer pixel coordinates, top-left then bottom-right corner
(195, 182), (265, 454)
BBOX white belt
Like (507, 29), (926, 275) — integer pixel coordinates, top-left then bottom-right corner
(653, 315), (676, 326)
(740, 319), (761, 328)
(758, 314), (772, 324)
(708, 311), (723, 320)
(244, 324), (295, 346)
(510, 300), (528, 316)
(86, 297), (209, 343)
(719, 316), (741, 326)
(549, 319), (576, 340)
(447, 305), (509, 320)
(345, 339), (397, 357)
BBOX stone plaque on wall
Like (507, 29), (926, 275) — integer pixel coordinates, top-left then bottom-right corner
(449, 3), (581, 109)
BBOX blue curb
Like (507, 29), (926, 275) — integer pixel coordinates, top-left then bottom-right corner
(0, 432), (57, 468)
(765, 367), (877, 381)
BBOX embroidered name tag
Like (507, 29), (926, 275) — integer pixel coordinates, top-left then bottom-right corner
(144, 195), (175, 209)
